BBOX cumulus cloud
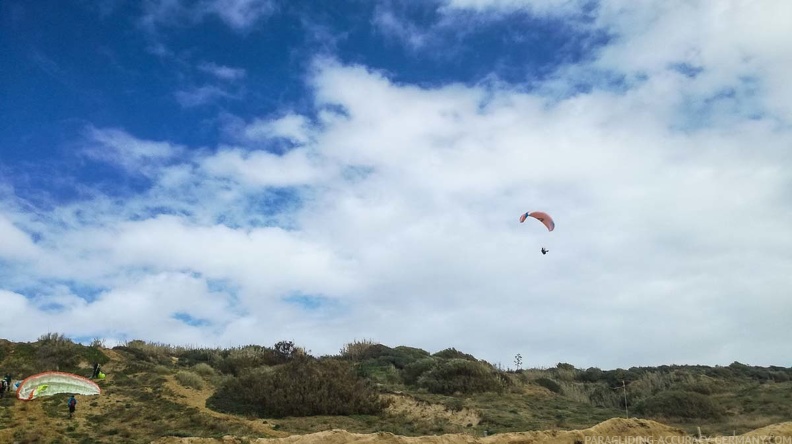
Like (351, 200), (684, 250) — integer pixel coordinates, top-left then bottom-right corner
(201, 147), (329, 187)
(0, 214), (40, 260)
(243, 114), (313, 144)
(2, 1), (791, 368)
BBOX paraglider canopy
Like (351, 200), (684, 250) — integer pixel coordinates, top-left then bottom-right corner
(16, 371), (101, 401)
(519, 211), (555, 231)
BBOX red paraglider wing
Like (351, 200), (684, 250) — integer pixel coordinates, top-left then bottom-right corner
(520, 211), (554, 231)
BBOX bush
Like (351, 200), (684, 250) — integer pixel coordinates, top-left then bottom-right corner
(394, 346), (430, 361)
(358, 345), (431, 371)
(113, 342), (172, 365)
(215, 345), (281, 376)
(589, 383), (622, 408)
(36, 334), (81, 371)
(432, 348), (478, 362)
(83, 346), (110, 367)
(175, 371), (204, 390)
(339, 339), (377, 361)
(677, 381), (717, 395)
(578, 367), (603, 383)
(417, 359), (504, 395)
(153, 365), (171, 375)
(177, 348), (223, 367)
(534, 377), (562, 394)
(192, 363), (216, 378)
(634, 390), (725, 420)
(207, 356), (387, 418)
(402, 358), (438, 386)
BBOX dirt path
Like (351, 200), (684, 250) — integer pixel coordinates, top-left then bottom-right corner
(162, 374), (289, 438)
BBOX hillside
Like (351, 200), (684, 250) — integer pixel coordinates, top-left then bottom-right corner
(0, 335), (791, 443)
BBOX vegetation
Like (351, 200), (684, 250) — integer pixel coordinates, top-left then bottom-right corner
(0, 334), (790, 442)
(208, 355), (387, 418)
(174, 370), (204, 390)
(633, 390), (725, 419)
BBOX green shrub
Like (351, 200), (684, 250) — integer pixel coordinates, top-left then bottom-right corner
(402, 358), (438, 386)
(0, 339), (11, 363)
(177, 348), (223, 367)
(356, 361), (400, 385)
(339, 339), (377, 361)
(175, 371), (204, 390)
(432, 348), (477, 361)
(153, 365), (171, 374)
(192, 363), (216, 378)
(36, 335), (81, 371)
(677, 381), (717, 395)
(82, 346), (110, 366)
(578, 367), (603, 383)
(417, 359), (504, 395)
(588, 383), (622, 408)
(358, 345), (431, 371)
(215, 345), (281, 376)
(634, 390), (725, 419)
(207, 356), (387, 418)
(393, 346), (430, 361)
(534, 377), (562, 394)
(113, 343), (172, 365)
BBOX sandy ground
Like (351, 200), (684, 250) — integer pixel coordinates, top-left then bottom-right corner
(150, 417), (792, 444)
(383, 393), (481, 427)
(150, 417), (691, 443)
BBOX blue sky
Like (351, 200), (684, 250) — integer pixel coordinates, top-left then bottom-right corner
(1, 0), (791, 369)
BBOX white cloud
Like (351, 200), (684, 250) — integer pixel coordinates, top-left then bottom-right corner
(591, 0), (792, 122)
(205, 0), (277, 31)
(243, 114), (313, 144)
(198, 62), (247, 81)
(0, 214), (40, 260)
(2, 1), (792, 368)
(142, 0), (276, 32)
(436, 0), (792, 123)
(83, 126), (183, 176)
(174, 85), (236, 107)
(372, 7), (432, 51)
(201, 147), (329, 187)
(443, 0), (590, 17)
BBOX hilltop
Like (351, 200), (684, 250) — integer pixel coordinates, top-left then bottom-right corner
(0, 335), (791, 443)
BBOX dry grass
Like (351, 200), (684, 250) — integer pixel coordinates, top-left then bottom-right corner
(339, 339), (378, 360)
(192, 363), (217, 378)
(175, 370), (204, 390)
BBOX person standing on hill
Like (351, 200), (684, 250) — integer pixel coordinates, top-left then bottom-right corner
(91, 363), (101, 379)
(67, 395), (77, 419)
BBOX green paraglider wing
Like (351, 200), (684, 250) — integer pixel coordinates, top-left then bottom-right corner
(16, 371), (101, 401)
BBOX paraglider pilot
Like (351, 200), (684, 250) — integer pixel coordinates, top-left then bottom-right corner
(68, 394), (77, 418)
(91, 363), (101, 379)
(541, 247), (549, 255)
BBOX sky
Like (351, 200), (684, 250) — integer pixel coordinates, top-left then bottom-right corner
(1, 0), (791, 370)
